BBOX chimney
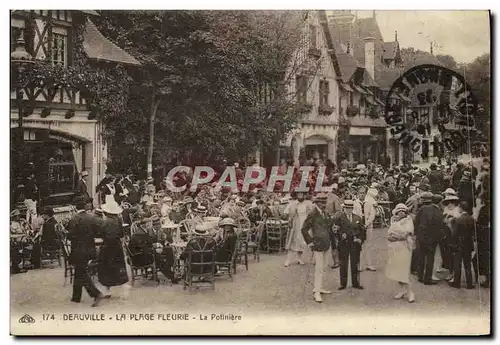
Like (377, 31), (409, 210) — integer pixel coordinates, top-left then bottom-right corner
(363, 37), (375, 80)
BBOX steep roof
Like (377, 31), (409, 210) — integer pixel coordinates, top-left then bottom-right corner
(318, 10), (342, 80)
(83, 19), (141, 66)
(333, 42), (361, 83)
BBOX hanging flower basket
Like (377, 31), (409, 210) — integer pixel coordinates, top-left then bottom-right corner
(346, 105), (359, 117)
(368, 106), (380, 118)
(318, 105), (335, 115)
(295, 102), (313, 114)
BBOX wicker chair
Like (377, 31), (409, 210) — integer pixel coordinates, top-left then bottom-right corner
(183, 249), (216, 291)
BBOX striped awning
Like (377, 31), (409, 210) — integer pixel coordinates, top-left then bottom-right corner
(352, 84), (368, 95)
(340, 82), (354, 92)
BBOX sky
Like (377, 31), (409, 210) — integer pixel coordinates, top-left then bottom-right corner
(356, 10), (490, 64)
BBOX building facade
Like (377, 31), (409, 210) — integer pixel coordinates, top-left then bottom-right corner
(282, 10), (342, 166)
(10, 10), (140, 207)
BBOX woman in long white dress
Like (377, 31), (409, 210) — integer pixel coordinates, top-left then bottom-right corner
(283, 192), (314, 267)
(386, 203), (415, 303)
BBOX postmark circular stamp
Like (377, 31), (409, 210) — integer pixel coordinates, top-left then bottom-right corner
(385, 64), (479, 160)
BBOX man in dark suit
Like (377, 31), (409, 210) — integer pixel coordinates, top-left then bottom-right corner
(67, 198), (104, 306)
(414, 192), (446, 285)
(301, 193), (335, 303)
(32, 207), (60, 269)
(76, 171), (90, 199)
(335, 200), (366, 290)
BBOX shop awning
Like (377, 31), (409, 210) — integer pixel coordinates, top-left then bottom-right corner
(352, 84), (368, 95)
(340, 82), (353, 92)
(361, 85), (374, 96)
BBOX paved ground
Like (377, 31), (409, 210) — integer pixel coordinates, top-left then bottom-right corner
(11, 226), (490, 335)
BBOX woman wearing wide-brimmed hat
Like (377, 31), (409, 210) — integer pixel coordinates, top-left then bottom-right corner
(386, 203), (415, 302)
(96, 195), (131, 299)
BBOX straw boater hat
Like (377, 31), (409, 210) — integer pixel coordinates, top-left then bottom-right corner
(313, 193), (328, 203)
(420, 192), (434, 204)
(194, 205), (207, 213)
(343, 200), (354, 208)
(392, 203), (409, 216)
(219, 218), (237, 228)
(194, 222), (211, 236)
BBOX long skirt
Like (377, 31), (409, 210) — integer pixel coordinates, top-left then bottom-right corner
(98, 240), (130, 287)
(386, 240), (412, 284)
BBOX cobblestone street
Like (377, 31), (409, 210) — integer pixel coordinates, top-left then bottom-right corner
(11, 226), (490, 335)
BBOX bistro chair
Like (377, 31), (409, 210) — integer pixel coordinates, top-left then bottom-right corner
(232, 233), (248, 272)
(183, 249), (216, 292)
(55, 224), (74, 286)
(246, 214), (267, 262)
(265, 218), (288, 253)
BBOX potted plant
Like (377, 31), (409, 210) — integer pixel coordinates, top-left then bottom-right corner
(368, 105), (379, 118)
(346, 105), (359, 117)
(318, 104), (335, 115)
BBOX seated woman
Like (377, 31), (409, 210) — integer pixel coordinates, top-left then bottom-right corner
(214, 218), (238, 264)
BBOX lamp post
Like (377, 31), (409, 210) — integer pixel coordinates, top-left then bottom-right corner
(11, 34), (34, 203)
(11, 35), (35, 149)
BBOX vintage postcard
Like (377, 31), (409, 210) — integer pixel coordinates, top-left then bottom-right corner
(10, 9), (490, 335)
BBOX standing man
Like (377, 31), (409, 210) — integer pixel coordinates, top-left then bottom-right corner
(76, 171), (90, 199)
(67, 197), (104, 307)
(335, 200), (365, 290)
(301, 193), (335, 303)
(24, 165), (38, 227)
(414, 192), (445, 285)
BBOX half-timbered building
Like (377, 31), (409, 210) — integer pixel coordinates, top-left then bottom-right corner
(10, 10), (140, 206)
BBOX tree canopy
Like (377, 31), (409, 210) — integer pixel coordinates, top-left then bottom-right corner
(92, 10), (314, 173)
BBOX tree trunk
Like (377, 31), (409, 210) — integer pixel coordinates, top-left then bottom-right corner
(147, 95), (161, 179)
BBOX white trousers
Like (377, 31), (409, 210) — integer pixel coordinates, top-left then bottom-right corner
(313, 247), (331, 293)
(24, 199), (37, 225)
(361, 226), (374, 267)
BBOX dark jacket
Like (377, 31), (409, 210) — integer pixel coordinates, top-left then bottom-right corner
(414, 203), (446, 244)
(301, 207), (334, 252)
(450, 212), (475, 252)
(67, 211), (103, 266)
(428, 171), (444, 194)
(335, 213), (365, 244)
(181, 235), (217, 274)
(41, 217), (59, 251)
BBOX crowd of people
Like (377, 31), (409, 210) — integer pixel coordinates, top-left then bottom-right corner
(10, 154), (490, 306)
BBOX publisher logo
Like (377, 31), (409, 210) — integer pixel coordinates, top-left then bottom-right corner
(18, 314), (35, 324)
